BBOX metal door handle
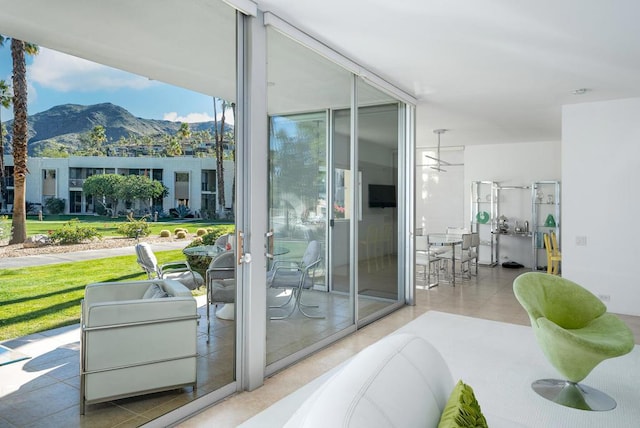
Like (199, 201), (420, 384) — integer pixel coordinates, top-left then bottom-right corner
(265, 229), (275, 259)
(237, 231), (244, 265)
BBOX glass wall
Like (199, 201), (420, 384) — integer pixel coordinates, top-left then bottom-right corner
(357, 80), (402, 321)
(266, 27), (353, 367)
(265, 26), (408, 368)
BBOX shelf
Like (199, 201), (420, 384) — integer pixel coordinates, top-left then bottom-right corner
(494, 232), (532, 238)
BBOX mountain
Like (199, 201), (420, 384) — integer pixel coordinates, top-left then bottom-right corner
(2, 103), (232, 155)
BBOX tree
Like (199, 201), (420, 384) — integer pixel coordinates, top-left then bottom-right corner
(229, 102), (236, 210)
(83, 173), (166, 216)
(213, 98), (228, 212)
(118, 174), (167, 213)
(83, 173), (125, 217)
(6, 37), (38, 244)
(164, 134), (182, 156)
(37, 144), (70, 158)
(0, 80), (11, 210)
(78, 125), (107, 156)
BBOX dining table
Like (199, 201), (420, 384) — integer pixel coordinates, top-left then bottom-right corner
(427, 233), (463, 286)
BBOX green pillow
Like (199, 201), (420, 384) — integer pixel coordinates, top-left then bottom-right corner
(438, 380), (488, 428)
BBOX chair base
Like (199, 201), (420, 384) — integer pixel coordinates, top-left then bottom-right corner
(532, 379), (617, 411)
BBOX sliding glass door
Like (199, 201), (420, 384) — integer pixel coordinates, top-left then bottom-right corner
(356, 80), (403, 322)
(263, 22), (411, 372)
(265, 28), (354, 369)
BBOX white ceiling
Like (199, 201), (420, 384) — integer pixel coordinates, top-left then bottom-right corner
(258, 0), (640, 147)
(1, 0), (639, 148)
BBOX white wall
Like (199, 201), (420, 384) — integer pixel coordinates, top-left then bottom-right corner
(465, 142), (561, 267)
(562, 98), (640, 316)
(416, 148), (464, 234)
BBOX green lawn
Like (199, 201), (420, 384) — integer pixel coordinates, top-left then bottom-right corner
(0, 227), (310, 342)
(0, 249), (192, 341)
(21, 215), (230, 238)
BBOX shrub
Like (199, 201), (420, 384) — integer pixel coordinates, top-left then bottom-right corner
(117, 216), (151, 239)
(198, 225), (236, 246)
(196, 228), (207, 236)
(50, 219), (101, 245)
(184, 224), (236, 270)
(160, 229), (171, 237)
(176, 231), (187, 239)
(94, 204), (108, 216)
(171, 205), (191, 219)
(44, 197), (66, 215)
(174, 227), (187, 235)
(0, 215), (10, 244)
(200, 209), (217, 220)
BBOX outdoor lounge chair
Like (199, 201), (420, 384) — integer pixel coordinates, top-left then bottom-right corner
(135, 242), (204, 290)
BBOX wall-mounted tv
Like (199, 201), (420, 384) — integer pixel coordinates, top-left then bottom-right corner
(369, 184), (397, 208)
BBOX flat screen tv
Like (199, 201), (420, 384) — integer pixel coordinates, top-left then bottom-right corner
(369, 184), (397, 208)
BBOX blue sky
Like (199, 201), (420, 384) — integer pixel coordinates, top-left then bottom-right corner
(0, 46), (222, 124)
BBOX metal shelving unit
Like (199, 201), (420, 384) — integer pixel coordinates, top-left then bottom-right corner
(470, 181), (498, 266)
(531, 181), (561, 271)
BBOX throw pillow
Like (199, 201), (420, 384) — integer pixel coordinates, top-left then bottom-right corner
(142, 283), (169, 299)
(438, 380), (488, 428)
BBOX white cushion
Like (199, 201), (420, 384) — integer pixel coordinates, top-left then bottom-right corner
(142, 283), (169, 299)
(284, 333), (453, 428)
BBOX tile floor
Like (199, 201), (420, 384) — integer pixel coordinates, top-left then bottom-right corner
(0, 282), (396, 427)
(180, 267), (640, 427)
(2, 267), (639, 428)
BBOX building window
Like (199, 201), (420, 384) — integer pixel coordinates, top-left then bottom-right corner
(175, 172), (190, 205)
(69, 191), (82, 214)
(201, 170), (216, 192)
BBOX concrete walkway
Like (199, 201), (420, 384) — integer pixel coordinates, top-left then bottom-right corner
(0, 241), (188, 269)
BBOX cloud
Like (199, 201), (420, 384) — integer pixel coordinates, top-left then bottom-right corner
(28, 48), (154, 92)
(163, 111), (234, 125)
(164, 112), (214, 123)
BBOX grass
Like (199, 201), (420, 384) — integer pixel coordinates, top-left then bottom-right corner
(0, 231), (309, 342)
(22, 215), (230, 238)
(0, 249), (191, 341)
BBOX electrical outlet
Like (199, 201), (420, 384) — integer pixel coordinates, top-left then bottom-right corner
(576, 236), (587, 246)
(598, 294), (610, 302)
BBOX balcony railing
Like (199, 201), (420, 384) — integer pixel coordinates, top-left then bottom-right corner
(69, 178), (86, 188)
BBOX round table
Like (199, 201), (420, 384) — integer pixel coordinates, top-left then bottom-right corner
(182, 245), (225, 257)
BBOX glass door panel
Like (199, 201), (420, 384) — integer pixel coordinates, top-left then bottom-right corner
(356, 79), (401, 321)
(330, 109), (352, 297)
(266, 27), (353, 367)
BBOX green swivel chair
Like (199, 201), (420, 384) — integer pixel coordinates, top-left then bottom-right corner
(513, 272), (634, 411)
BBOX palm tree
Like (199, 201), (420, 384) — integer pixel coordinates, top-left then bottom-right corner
(0, 79), (11, 210)
(213, 98), (227, 213)
(176, 122), (192, 154)
(5, 37), (38, 244)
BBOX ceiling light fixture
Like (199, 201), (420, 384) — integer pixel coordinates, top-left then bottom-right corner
(424, 129), (451, 172)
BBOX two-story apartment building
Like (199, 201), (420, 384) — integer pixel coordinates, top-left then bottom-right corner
(1, 155), (234, 217)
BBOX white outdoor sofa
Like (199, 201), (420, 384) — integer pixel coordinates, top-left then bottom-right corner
(80, 279), (198, 414)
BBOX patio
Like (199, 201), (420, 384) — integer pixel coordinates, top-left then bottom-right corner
(0, 295), (235, 427)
